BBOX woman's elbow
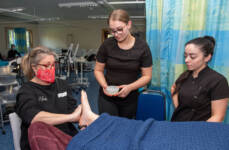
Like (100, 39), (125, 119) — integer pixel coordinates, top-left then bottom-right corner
(145, 74), (152, 82)
(208, 114), (226, 122)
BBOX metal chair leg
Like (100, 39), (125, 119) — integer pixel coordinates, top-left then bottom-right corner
(0, 100), (6, 134)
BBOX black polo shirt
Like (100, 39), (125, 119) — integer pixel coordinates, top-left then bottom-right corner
(96, 37), (152, 86)
(171, 66), (229, 121)
(16, 79), (78, 150)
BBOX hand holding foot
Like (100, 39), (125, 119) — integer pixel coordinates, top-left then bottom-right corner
(70, 105), (82, 122)
(79, 90), (99, 130)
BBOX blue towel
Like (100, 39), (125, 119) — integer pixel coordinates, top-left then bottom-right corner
(67, 114), (229, 150)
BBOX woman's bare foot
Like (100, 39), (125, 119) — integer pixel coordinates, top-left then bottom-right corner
(79, 90), (99, 130)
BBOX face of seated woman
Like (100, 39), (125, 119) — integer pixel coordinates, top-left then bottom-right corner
(184, 43), (211, 77)
(32, 54), (56, 85)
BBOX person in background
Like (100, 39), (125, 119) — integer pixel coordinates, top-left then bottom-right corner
(15, 46), (81, 150)
(0, 53), (3, 60)
(94, 9), (152, 119)
(7, 44), (21, 61)
(171, 36), (229, 122)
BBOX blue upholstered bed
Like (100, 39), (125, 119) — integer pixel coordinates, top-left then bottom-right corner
(67, 114), (229, 150)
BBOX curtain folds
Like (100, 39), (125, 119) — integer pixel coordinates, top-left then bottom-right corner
(146, 0), (229, 121)
(14, 28), (27, 53)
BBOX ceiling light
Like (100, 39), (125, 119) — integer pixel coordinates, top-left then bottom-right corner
(88, 15), (145, 19)
(130, 16), (146, 19)
(58, 2), (98, 8)
(88, 15), (108, 19)
(37, 17), (60, 21)
(108, 1), (145, 5)
(11, 7), (25, 12)
(0, 7), (25, 13)
(58, 1), (145, 8)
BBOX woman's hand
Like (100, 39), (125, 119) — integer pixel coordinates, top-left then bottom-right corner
(31, 105), (82, 125)
(171, 84), (176, 95)
(70, 105), (82, 122)
(171, 83), (179, 108)
(102, 86), (114, 97)
(116, 85), (132, 98)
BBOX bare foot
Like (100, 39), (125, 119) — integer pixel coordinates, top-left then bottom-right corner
(79, 90), (99, 130)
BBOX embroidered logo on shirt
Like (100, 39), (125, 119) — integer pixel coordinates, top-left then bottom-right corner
(57, 91), (67, 98)
(38, 96), (48, 102)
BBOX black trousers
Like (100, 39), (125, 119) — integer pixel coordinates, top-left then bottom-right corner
(98, 89), (139, 119)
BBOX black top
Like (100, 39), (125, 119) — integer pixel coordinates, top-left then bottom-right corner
(96, 37), (152, 86)
(7, 49), (21, 60)
(171, 66), (229, 121)
(15, 79), (78, 150)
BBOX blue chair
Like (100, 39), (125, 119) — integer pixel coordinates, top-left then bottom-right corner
(136, 89), (166, 121)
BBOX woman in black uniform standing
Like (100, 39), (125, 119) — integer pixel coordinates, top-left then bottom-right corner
(171, 36), (229, 122)
(94, 9), (153, 119)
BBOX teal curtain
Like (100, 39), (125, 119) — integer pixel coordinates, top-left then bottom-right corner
(146, 0), (229, 121)
(14, 28), (27, 53)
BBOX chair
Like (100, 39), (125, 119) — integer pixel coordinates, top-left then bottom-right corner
(136, 89), (166, 121)
(9, 112), (22, 150)
(0, 66), (19, 134)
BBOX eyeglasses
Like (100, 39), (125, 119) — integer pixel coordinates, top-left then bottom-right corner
(36, 62), (56, 69)
(109, 26), (127, 35)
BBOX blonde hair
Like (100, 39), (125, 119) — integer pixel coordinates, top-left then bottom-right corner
(108, 9), (130, 25)
(21, 46), (57, 80)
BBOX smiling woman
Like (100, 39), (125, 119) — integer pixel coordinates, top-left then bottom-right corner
(171, 36), (229, 122)
(94, 9), (152, 119)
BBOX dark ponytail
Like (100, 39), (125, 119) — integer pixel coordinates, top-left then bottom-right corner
(185, 36), (215, 57)
(172, 36), (216, 95)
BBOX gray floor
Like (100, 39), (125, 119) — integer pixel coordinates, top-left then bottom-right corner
(0, 71), (100, 150)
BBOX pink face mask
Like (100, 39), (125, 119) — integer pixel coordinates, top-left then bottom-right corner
(36, 67), (55, 83)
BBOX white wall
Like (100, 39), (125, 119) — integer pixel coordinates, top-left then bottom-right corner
(0, 19), (146, 56)
(37, 19), (146, 51)
(37, 20), (108, 51)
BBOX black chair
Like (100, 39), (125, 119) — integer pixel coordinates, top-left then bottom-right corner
(136, 89), (166, 121)
(0, 66), (19, 134)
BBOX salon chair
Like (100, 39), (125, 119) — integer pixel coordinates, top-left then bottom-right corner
(9, 112), (22, 150)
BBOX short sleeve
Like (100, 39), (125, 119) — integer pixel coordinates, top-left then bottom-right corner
(140, 43), (153, 67)
(96, 43), (107, 63)
(16, 88), (41, 124)
(211, 77), (229, 100)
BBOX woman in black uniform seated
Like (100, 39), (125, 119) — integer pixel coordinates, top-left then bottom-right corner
(15, 46), (81, 150)
(171, 36), (229, 122)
